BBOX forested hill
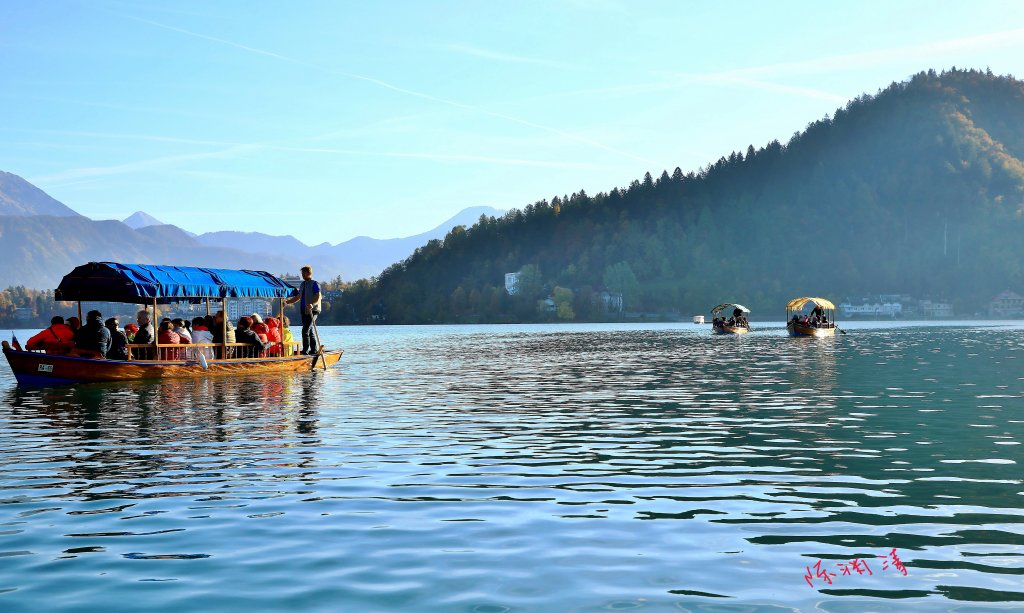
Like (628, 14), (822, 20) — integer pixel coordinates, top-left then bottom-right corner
(333, 69), (1024, 324)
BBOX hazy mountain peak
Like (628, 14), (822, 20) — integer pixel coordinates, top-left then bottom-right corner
(0, 171), (81, 217)
(123, 211), (164, 229)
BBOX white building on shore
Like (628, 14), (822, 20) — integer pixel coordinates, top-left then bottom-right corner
(838, 297), (902, 318)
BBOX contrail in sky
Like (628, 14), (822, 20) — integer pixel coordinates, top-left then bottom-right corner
(113, 12), (658, 166)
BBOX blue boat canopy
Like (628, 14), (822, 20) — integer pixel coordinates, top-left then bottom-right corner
(54, 262), (299, 304)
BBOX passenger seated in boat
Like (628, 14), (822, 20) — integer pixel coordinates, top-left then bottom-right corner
(251, 316), (270, 344)
(131, 310), (156, 359)
(235, 316), (272, 358)
(133, 311), (155, 345)
(211, 310), (236, 358)
(189, 317), (214, 360)
(265, 317), (283, 356)
(105, 317), (129, 361)
(281, 316), (295, 356)
(74, 310), (111, 358)
(157, 320), (184, 360)
(26, 316), (76, 353)
(172, 318), (192, 343)
(67, 316), (81, 335)
(124, 323), (139, 342)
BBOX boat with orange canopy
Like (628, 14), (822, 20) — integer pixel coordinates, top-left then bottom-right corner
(2, 262), (342, 386)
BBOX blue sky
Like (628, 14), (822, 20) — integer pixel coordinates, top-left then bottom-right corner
(2, 1), (1023, 244)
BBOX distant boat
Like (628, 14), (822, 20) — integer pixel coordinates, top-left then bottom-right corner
(785, 297), (837, 337)
(710, 303), (751, 335)
(2, 262), (342, 387)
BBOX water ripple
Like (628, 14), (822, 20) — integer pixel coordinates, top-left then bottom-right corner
(0, 322), (1022, 609)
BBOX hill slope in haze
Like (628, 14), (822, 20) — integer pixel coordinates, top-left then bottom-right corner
(332, 69), (1024, 323)
(0, 216), (301, 290)
(0, 171), (81, 217)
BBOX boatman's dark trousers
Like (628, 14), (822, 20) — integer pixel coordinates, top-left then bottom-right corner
(301, 311), (318, 354)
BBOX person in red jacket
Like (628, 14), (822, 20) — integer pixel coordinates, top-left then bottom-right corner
(157, 320), (183, 360)
(26, 316), (76, 353)
(265, 317), (283, 356)
(252, 320), (270, 343)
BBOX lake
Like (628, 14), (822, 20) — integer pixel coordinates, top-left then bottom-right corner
(1, 321), (1023, 611)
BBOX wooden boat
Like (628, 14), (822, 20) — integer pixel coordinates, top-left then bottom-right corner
(786, 297), (837, 337)
(3, 262), (342, 386)
(710, 303), (751, 335)
(2, 343), (341, 386)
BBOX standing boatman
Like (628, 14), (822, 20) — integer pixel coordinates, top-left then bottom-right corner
(286, 265), (322, 355)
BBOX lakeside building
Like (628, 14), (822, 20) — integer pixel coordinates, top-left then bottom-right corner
(838, 295), (954, 318)
(838, 298), (903, 318)
(504, 272), (520, 295)
(989, 290), (1024, 318)
(597, 290), (624, 314)
(918, 299), (954, 318)
(227, 298), (276, 321)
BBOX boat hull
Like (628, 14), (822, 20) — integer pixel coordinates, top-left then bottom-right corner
(713, 325), (749, 335)
(3, 343), (341, 387)
(787, 323), (836, 337)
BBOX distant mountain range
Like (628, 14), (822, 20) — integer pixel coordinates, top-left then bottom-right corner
(193, 206), (501, 280)
(0, 173), (503, 289)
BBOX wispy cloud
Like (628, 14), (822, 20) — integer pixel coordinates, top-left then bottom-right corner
(110, 11), (656, 165)
(711, 27), (1024, 81)
(532, 26), (1024, 106)
(30, 144), (264, 185)
(21, 129), (235, 147)
(305, 114), (427, 143)
(442, 43), (579, 70)
(678, 74), (847, 103)
(28, 135), (612, 188)
(268, 145), (615, 171)
(0, 92), (216, 119)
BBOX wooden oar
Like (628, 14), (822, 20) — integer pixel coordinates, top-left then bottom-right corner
(310, 316), (326, 370)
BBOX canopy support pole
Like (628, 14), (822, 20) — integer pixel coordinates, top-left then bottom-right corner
(221, 297), (227, 360)
(206, 298), (211, 316)
(279, 298), (285, 356)
(77, 301), (82, 322)
(153, 296), (160, 360)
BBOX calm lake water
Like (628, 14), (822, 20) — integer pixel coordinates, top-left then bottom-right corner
(1, 321), (1023, 611)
